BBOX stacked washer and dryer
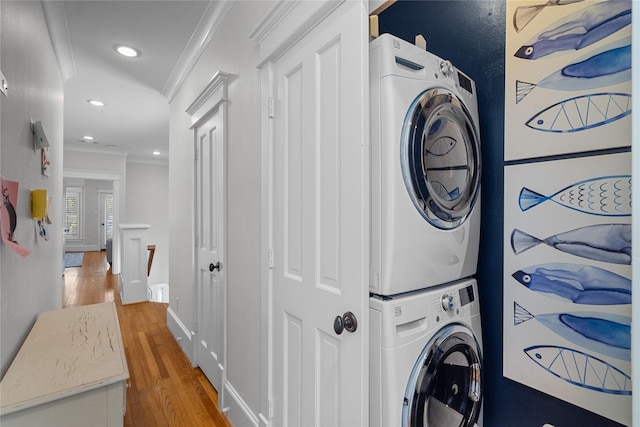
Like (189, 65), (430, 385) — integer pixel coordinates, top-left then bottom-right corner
(369, 34), (484, 427)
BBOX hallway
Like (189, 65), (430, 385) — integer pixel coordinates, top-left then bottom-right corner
(63, 251), (230, 426)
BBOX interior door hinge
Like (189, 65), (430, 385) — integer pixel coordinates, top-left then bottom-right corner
(268, 248), (274, 269)
(268, 97), (275, 118)
(193, 321), (198, 333)
(269, 398), (275, 418)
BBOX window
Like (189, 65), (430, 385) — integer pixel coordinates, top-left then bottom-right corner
(64, 187), (83, 240)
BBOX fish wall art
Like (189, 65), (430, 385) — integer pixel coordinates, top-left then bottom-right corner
(523, 345), (631, 395)
(516, 37), (631, 104)
(512, 0), (585, 33)
(518, 175), (631, 216)
(504, 2), (631, 422)
(525, 92), (631, 133)
(514, 302), (631, 361)
(514, 0), (631, 60)
(511, 223), (631, 264)
(512, 263), (631, 305)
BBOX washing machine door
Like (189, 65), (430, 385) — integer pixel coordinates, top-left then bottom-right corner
(402, 323), (483, 427)
(401, 88), (481, 230)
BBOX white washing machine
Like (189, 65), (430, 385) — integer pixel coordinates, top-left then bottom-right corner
(370, 278), (483, 427)
(370, 34), (482, 296)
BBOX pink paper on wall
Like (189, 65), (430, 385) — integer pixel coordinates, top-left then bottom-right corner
(1, 177), (32, 257)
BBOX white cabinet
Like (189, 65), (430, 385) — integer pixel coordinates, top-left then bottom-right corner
(0, 302), (129, 426)
(118, 223), (150, 304)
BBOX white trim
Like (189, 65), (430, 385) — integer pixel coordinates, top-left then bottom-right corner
(247, 1), (298, 45)
(97, 190), (114, 250)
(62, 169), (122, 275)
(41, 1), (76, 81)
(64, 244), (99, 252)
(186, 71), (230, 126)
(223, 381), (259, 427)
(162, 1), (235, 102)
(63, 169), (121, 182)
(249, 0), (345, 68)
(258, 62), (273, 427)
(166, 307), (195, 365)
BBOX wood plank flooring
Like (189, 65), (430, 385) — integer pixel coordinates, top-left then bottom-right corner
(63, 250), (231, 427)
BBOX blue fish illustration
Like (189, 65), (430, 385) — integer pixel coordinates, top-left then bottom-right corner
(431, 180), (460, 202)
(519, 175), (631, 216)
(425, 135), (457, 156)
(516, 38), (631, 103)
(525, 93), (632, 133)
(512, 263), (631, 305)
(524, 345), (631, 395)
(513, 0), (584, 33)
(511, 223), (631, 264)
(514, 302), (631, 360)
(514, 1), (631, 60)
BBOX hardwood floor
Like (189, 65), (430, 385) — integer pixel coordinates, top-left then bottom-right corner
(63, 251), (231, 427)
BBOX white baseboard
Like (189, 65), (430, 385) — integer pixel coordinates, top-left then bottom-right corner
(64, 244), (100, 252)
(166, 307), (195, 364)
(223, 381), (259, 427)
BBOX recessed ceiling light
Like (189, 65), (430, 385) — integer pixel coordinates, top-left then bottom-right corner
(107, 145), (117, 149)
(114, 44), (140, 58)
(87, 99), (105, 107)
(153, 151), (161, 156)
(82, 135), (94, 141)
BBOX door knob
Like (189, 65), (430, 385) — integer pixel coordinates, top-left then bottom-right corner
(333, 311), (358, 335)
(209, 262), (221, 272)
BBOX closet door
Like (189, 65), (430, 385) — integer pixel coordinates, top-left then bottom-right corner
(268, 1), (369, 425)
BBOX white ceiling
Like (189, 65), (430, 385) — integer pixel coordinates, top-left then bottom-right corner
(45, 0), (226, 164)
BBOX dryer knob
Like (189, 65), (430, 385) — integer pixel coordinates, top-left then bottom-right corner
(441, 294), (455, 312)
(440, 60), (453, 76)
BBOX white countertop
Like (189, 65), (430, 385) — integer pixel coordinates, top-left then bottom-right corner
(0, 302), (129, 415)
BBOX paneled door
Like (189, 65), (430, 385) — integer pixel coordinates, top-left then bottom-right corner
(270, 1), (368, 425)
(194, 99), (226, 397)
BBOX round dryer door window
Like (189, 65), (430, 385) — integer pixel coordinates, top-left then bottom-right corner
(402, 324), (483, 427)
(401, 88), (481, 230)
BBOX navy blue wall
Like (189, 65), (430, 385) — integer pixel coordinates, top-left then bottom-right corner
(378, 2), (624, 426)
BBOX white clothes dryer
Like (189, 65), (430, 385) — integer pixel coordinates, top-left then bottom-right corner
(370, 278), (483, 427)
(370, 34), (482, 296)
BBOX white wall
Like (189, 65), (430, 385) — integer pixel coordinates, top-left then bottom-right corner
(0, 0), (64, 376)
(125, 161), (169, 286)
(168, 1), (270, 423)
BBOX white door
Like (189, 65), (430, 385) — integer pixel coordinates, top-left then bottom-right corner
(195, 105), (226, 395)
(270, 2), (368, 425)
(99, 191), (113, 250)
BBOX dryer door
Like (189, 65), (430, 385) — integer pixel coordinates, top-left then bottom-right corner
(402, 323), (483, 427)
(401, 88), (481, 230)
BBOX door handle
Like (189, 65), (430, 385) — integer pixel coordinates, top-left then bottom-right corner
(333, 311), (358, 335)
(209, 262), (221, 272)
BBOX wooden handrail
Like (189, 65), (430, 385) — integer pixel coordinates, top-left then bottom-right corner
(147, 244), (156, 276)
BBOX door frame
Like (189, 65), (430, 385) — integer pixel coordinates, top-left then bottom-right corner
(63, 169), (122, 273)
(187, 70), (230, 408)
(97, 190), (113, 250)
(251, 2), (369, 425)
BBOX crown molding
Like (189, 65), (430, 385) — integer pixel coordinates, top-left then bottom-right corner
(162, 0), (235, 102)
(41, 1), (77, 81)
(249, 0), (345, 68)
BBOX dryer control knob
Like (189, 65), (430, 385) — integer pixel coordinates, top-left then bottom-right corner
(440, 60), (453, 76)
(441, 294), (455, 312)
